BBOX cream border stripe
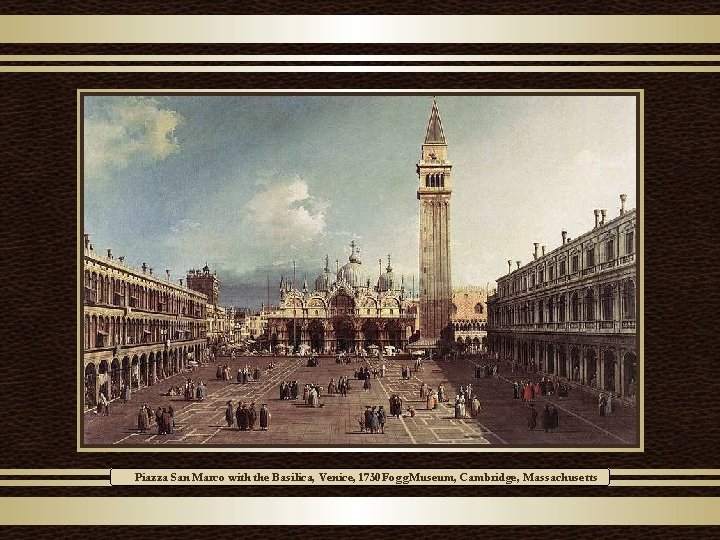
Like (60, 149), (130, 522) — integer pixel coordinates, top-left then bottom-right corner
(0, 469), (109, 475)
(2, 15), (720, 44)
(0, 497), (719, 525)
(5, 65), (720, 73)
(4, 55), (720, 62)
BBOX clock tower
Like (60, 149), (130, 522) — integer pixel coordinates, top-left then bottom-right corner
(417, 98), (453, 344)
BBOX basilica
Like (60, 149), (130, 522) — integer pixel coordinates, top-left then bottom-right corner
(265, 242), (418, 354)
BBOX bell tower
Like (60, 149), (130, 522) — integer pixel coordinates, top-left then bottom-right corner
(417, 98), (452, 343)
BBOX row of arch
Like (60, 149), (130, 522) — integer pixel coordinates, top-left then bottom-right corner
(84, 267), (205, 317)
(424, 173), (446, 188)
(452, 320), (487, 332)
(491, 279), (636, 327)
(269, 316), (413, 354)
(490, 336), (637, 398)
(83, 343), (206, 406)
(84, 312), (204, 350)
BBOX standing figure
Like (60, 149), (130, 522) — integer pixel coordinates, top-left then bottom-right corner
(225, 401), (234, 427)
(259, 404), (270, 430)
(528, 404), (538, 430)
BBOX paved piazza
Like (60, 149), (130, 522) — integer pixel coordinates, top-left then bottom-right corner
(83, 354), (637, 447)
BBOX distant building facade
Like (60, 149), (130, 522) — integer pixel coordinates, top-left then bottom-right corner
(451, 285), (488, 352)
(487, 198), (638, 399)
(266, 246), (417, 353)
(83, 235), (208, 408)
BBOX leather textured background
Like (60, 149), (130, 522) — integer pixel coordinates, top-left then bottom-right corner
(0, 43), (719, 513)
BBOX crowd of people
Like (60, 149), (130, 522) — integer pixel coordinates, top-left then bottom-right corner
(360, 405), (387, 433)
(512, 377), (570, 402)
(225, 401), (270, 431)
(136, 403), (175, 435)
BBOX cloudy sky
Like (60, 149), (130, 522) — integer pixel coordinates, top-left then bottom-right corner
(83, 94), (636, 308)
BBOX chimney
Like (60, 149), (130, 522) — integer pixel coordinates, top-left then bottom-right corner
(594, 209), (600, 228)
(166, 268), (171, 280)
(620, 193), (627, 215)
(179, 279), (183, 286)
(516, 260), (521, 269)
(142, 262), (147, 273)
(600, 209), (607, 225)
(83, 234), (90, 250)
(89, 243), (94, 251)
(561, 230), (567, 244)
(507, 260), (512, 274)
(118, 256), (125, 264)
(106, 248), (112, 259)
(542, 245), (546, 256)
(533, 242), (539, 260)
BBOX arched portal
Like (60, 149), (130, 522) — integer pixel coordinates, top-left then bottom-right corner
(84, 363), (97, 407)
(131, 356), (139, 388)
(547, 343), (555, 374)
(586, 349), (598, 387)
(139, 354), (147, 386)
(333, 317), (355, 352)
(603, 349), (616, 392)
(308, 320), (325, 354)
(110, 358), (121, 399)
(121, 356), (130, 390)
(624, 352), (637, 398)
(571, 347), (580, 381)
(98, 359), (109, 399)
(362, 320), (380, 349)
(558, 346), (567, 378)
(386, 320), (402, 349)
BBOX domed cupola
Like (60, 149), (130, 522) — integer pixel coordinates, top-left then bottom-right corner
(377, 255), (397, 292)
(314, 255), (337, 292)
(337, 240), (365, 289)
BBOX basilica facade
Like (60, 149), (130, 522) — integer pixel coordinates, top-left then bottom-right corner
(265, 243), (418, 354)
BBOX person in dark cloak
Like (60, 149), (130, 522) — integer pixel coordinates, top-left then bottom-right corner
(225, 400), (234, 427)
(528, 404), (537, 431)
(248, 403), (258, 430)
(542, 405), (551, 432)
(259, 404), (270, 430)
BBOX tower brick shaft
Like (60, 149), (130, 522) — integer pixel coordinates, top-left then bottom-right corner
(417, 98), (452, 342)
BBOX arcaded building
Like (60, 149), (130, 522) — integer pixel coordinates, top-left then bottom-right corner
(487, 198), (638, 399)
(83, 235), (208, 408)
(265, 246), (418, 354)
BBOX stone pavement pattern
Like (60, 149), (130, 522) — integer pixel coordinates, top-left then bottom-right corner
(84, 354), (637, 447)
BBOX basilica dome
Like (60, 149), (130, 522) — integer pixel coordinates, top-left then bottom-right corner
(315, 256), (336, 291)
(337, 247), (365, 289)
(377, 258), (398, 292)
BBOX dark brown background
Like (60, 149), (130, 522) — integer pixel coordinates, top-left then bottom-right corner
(0, 2), (719, 512)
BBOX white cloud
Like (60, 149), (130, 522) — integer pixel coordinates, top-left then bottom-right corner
(244, 178), (327, 250)
(84, 97), (183, 180)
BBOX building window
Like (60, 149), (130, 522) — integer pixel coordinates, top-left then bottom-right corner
(548, 265), (554, 280)
(560, 260), (566, 276)
(626, 231), (635, 254)
(548, 297), (554, 323)
(538, 300), (544, 323)
(586, 247), (595, 267)
(571, 255), (579, 273)
(474, 302), (484, 314)
(606, 239), (615, 261)
(538, 269), (544, 283)
(601, 285), (614, 320)
(623, 280), (636, 319)
(585, 288), (595, 321)
(558, 294), (566, 322)
(570, 292), (580, 321)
